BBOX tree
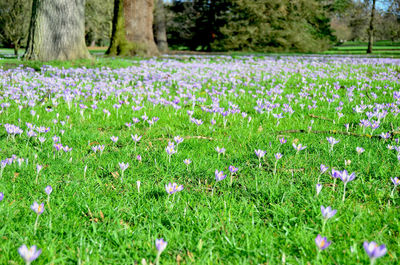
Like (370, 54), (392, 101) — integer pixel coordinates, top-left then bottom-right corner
(167, 0), (231, 51)
(213, 0), (334, 52)
(107, 0), (158, 56)
(154, 0), (168, 52)
(24, 0), (90, 61)
(85, 0), (113, 47)
(0, 0), (32, 56)
(367, 0), (376, 53)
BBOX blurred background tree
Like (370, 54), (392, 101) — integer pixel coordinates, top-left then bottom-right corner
(211, 0), (335, 52)
(0, 0), (32, 56)
(85, 0), (113, 47)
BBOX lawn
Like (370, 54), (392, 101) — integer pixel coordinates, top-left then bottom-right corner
(326, 41), (400, 56)
(0, 55), (399, 264)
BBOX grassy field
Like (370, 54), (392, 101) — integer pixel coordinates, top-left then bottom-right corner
(326, 41), (400, 56)
(0, 55), (399, 264)
(2, 40), (400, 60)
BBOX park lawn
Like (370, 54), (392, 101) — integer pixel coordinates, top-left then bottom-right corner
(0, 55), (399, 264)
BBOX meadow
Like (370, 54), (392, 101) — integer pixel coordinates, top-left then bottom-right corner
(325, 41), (400, 56)
(0, 55), (399, 264)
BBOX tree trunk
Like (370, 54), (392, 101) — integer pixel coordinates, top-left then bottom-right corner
(154, 0), (168, 53)
(13, 40), (20, 56)
(90, 39), (96, 47)
(366, 0), (376, 54)
(107, 0), (159, 56)
(24, 0), (90, 61)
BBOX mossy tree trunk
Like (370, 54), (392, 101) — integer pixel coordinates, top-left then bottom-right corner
(107, 0), (159, 56)
(24, 0), (90, 61)
(154, 0), (168, 53)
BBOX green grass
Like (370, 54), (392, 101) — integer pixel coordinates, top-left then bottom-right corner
(0, 57), (140, 70)
(0, 56), (399, 264)
(325, 40), (400, 56)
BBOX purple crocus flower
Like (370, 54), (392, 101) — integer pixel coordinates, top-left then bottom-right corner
(44, 186), (52, 195)
(229, 165), (238, 174)
(54, 143), (63, 151)
(316, 184), (322, 196)
(380, 132), (391, 140)
(326, 137), (340, 151)
(174, 136), (183, 144)
(320, 164), (328, 174)
(36, 165), (43, 174)
(184, 159), (192, 165)
(315, 235), (331, 251)
(165, 145), (176, 157)
(255, 149), (266, 168)
(165, 182), (183, 194)
(254, 149), (266, 159)
(340, 170), (356, 201)
(18, 245), (42, 264)
(274, 153), (283, 160)
(215, 170), (226, 182)
(279, 137), (287, 144)
(390, 177), (400, 197)
(363, 241), (387, 260)
(331, 168), (341, 178)
(215, 146), (226, 154)
(391, 177), (400, 186)
(321, 206), (337, 219)
(62, 146), (72, 152)
(156, 238), (167, 254)
(0, 192), (4, 201)
(31, 202), (44, 215)
(339, 170), (356, 184)
(136, 180), (141, 193)
(110, 136), (118, 143)
(293, 143), (306, 152)
(131, 134), (142, 142)
(356, 147), (365, 155)
(118, 162), (129, 172)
